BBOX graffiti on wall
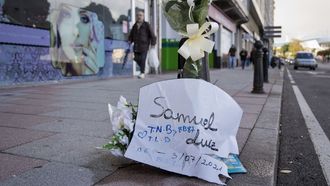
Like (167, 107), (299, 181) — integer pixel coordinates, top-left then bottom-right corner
(0, 45), (62, 83)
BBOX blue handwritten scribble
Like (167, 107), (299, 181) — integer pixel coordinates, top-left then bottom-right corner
(137, 130), (148, 139)
(146, 124), (195, 137)
(178, 125), (195, 133)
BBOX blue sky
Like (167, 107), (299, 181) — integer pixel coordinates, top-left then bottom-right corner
(274, 0), (330, 43)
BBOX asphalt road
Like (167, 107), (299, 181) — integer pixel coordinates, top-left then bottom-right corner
(277, 64), (329, 185)
(290, 64), (330, 140)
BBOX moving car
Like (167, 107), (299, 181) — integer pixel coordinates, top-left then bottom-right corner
(285, 58), (294, 65)
(294, 52), (318, 70)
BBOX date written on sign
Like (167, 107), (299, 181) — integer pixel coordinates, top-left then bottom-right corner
(136, 146), (224, 172)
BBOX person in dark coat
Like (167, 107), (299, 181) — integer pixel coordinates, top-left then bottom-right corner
(240, 49), (248, 70)
(228, 45), (237, 69)
(128, 10), (156, 79)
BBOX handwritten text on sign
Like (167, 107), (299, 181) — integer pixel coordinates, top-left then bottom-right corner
(125, 79), (243, 184)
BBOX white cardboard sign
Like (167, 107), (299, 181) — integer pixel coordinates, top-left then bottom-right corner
(125, 79), (243, 184)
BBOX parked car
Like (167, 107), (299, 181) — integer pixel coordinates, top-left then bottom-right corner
(294, 52), (318, 70)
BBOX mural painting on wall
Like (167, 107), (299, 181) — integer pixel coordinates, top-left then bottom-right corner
(49, 3), (105, 76)
(0, 0), (133, 84)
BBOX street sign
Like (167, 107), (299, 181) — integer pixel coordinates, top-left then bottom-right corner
(264, 35), (282, 38)
(264, 30), (282, 34)
(264, 26), (282, 29)
(263, 26), (282, 38)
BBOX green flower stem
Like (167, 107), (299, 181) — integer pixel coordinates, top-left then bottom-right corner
(183, 58), (202, 79)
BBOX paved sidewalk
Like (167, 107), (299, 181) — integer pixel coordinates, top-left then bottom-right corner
(0, 66), (283, 186)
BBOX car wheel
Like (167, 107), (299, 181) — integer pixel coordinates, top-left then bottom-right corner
(294, 66), (298, 70)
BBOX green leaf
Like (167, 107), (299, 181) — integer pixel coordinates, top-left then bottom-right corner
(165, 1), (179, 12)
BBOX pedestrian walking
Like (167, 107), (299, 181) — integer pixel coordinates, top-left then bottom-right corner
(128, 10), (157, 79)
(240, 49), (248, 69)
(228, 45), (237, 69)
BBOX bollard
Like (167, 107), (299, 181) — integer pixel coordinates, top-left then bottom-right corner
(263, 47), (269, 83)
(201, 52), (210, 82)
(251, 40), (265, 94)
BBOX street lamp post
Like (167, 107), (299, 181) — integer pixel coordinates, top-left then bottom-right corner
(252, 40), (265, 94)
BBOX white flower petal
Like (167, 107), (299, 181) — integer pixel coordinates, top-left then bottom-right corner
(110, 148), (124, 157)
(118, 96), (128, 109)
(119, 135), (129, 145)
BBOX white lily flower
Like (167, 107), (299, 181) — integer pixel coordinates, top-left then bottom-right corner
(108, 96), (134, 133)
(119, 135), (129, 145)
(110, 148), (124, 157)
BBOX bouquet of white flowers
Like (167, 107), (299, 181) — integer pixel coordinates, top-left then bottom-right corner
(103, 96), (137, 156)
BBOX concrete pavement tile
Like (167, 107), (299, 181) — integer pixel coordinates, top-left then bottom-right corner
(239, 104), (263, 114)
(0, 96), (22, 103)
(0, 127), (55, 150)
(262, 97), (281, 112)
(96, 163), (216, 186)
(236, 128), (251, 153)
(262, 84), (272, 93)
(254, 98), (281, 130)
(269, 84), (283, 98)
(235, 91), (269, 98)
(229, 128), (278, 186)
(0, 162), (110, 186)
(17, 93), (58, 100)
(36, 89), (116, 99)
(40, 108), (109, 121)
(5, 134), (124, 171)
(31, 119), (113, 138)
(0, 113), (57, 128)
(49, 101), (107, 110)
(239, 113), (259, 129)
(221, 89), (238, 96)
(234, 97), (267, 105)
(254, 111), (280, 131)
(16, 94), (87, 103)
(1, 98), (57, 106)
(0, 153), (47, 182)
(0, 103), (60, 115)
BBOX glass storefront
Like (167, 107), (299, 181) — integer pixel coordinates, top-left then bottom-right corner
(1, 0), (131, 40)
(0, 0), (140, 85)
(221, 27), (233, 56)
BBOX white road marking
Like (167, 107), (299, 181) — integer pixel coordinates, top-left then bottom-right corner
(286, 68), (295, 84)
(295, 71), (326, 75)
(315, 75), (330, 79)
(292, 84), (330, 185)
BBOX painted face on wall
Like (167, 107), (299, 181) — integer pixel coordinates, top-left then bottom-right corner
(57, 4), (92, 63)
(50, 3), (105, 76)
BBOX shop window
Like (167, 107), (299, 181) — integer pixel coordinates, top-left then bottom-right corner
(1, 0), (131, 40)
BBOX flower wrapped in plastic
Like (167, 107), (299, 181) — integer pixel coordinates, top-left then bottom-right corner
(162, 0), (217, 79)
(103, 96), (137, 156)
(162, 0), (211, 34)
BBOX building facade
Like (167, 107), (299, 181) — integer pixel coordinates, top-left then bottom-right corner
(0, 0), (161, 86)
(0, 0), (274, 86)
(161, 0), (275, 71)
